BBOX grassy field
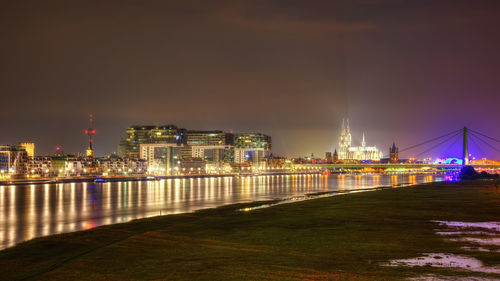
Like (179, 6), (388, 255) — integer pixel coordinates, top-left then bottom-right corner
(0, 180), (499, 280)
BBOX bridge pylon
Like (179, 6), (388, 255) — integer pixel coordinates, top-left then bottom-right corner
(463, 126), (469, 165)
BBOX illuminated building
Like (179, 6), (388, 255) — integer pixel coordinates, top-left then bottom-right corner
(18, 142), (35, 157)
(233, 133), (271, 167)
(25, 154), (147, 177)
(390, 142), (399, 163)
(119, 125), (271, 173)
(433, 158), (463, 165)
(338, 119), (352, 160)
(65, 157), (84, 175)
(325, 152), (332, 163)
(118, 125), (185, 159)
(0, 145), (28, 176)
(124, 158), (148, 174)
(185, 130), (234, 166)
(27, 156), (52, 176)
(337, 119), (383, 161)
(470, 158), (500, 165)
(99, 156), (147, 175)
(30, 155), (97, 177)
(180, 158), (205, 174)
(82, 157), (100, 174)
(186, 131), (232, 147)
(137, 130), (233, 174)
(266, 155), (287, 169)
(333, 149), (339, 163)
(139, 143), (181, 175)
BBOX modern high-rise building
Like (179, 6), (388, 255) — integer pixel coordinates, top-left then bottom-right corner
(337, 119), (383, 161)
(186, 131), (232, 147)
(185, 130), (234, 165)
(233, 133), (271, 166)
(136, 130), (235, 174)
(118, 125), (272, 173)
(118, 125), (186, 159)
(234, 133), (271, 150)
(139, 143), (181, 175)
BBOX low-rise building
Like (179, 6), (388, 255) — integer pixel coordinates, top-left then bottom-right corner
(27, 156), (53, 176)
(180, 158), (205, 174)
(266, 156), (287, 169)
(100, 157), (147, 175)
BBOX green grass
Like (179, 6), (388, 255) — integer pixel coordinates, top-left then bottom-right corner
(1, 180), (499, 280)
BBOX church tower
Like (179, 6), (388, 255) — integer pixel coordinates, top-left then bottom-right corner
(335, 118), (384, 161)
(338, 118), (352, 160)
(333, 149), (339, 163)
(390, 142), (399, 163)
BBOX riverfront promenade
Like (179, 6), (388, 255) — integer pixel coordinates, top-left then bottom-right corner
(0, 171), (322, 186)
(0, 180), (499, 280)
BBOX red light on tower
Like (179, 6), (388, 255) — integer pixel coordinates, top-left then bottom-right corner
(85, 114), (95, 157)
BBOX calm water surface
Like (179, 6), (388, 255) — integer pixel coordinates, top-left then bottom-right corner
(0, 174), (445, 249)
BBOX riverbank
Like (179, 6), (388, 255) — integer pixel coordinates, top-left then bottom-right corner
(0, 171), (323, 186)
(0, 180), (499, 280)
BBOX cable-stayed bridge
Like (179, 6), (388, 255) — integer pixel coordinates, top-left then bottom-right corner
(294, 127), (500, 171)
(293, 163), (500, 171)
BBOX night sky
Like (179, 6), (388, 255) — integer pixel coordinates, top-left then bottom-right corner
(1, 0), (499, 159)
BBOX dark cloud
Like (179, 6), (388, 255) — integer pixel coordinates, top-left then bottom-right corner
(0, 0), (499, 159)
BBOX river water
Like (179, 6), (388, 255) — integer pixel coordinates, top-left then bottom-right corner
(0, 173), (446, 250)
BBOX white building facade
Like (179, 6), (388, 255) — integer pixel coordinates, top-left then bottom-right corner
(337, 119), (383, 161)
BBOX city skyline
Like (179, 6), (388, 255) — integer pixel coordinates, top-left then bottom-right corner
(1, 1), (499, 157)
(3, 117), (498, 162)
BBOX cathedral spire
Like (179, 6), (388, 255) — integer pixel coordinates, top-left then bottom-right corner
(362, 132), (366, 147)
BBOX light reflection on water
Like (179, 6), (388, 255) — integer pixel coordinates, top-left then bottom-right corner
(0, 174), (445, 249)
